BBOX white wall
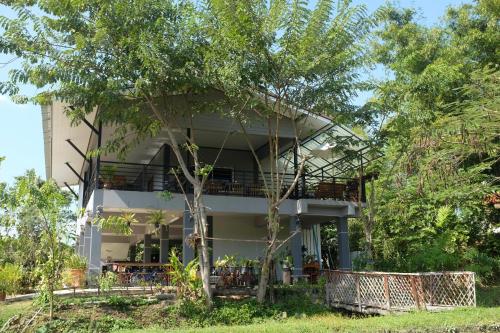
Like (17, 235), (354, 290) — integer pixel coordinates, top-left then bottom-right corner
(212, 215), (289, 261)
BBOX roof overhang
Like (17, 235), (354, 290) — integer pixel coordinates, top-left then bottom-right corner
(41, 101), (96, 186)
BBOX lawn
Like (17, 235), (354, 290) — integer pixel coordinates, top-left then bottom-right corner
(121, 307), (500, 333)
(0, 300), (33, 327)
(0, 286), (498, 332)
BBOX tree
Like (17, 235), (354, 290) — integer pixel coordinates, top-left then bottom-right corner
(203, 0), (372, 302)
(13, 171), (74, 319)
(0, 0), (225, 306)
(364, 1), (499, 277)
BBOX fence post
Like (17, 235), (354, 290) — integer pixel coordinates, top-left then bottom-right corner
(355, 274), (361, 312)
(472, 273), (476, 307)
(383, 274), (390, 310)
(410, 276), (422, 310)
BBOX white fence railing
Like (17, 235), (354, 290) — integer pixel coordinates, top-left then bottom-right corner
(323, 270), (476, 313)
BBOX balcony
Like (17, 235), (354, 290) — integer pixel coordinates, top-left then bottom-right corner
(82, 160), (366, 208)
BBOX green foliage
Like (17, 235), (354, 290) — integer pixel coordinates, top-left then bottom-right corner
(146, 210), (165, 227)
(8, 170), (75, 318)
(95, 213), (135, 235)
(347, 0), (500, 283)
(165, 298), (278, 327)
(168, 248), (202, 301)
(0, 263), (22, 294)
(36, 315), (138, 333)
(65, 254), (87, 270)
(97, 272), (117, 294)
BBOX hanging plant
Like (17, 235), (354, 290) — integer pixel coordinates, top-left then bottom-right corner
(147, 210), (166, 229)
(95, 212), (136, 235)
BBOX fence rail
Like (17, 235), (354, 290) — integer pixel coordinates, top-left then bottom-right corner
(323, 270), (475, 314)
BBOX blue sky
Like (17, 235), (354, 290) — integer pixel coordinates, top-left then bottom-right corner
(0, 0), (471, 184)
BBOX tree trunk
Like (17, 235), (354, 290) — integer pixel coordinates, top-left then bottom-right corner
(256, 207), (279, 303)
(256, 245), (274, 302)
(192, 184), (213, 306)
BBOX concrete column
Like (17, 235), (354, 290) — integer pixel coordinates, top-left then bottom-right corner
(207, 216), (213, 267)
(83, 222), (91, 260)
(143, 234), (152, 264)
(129, 244), (137, 262)
(159, 225), (169, 264)
(336, 216), (352, 270)
(78, 231), (84, 256)
(183, 206), (194, 264)
(88, 223), (102, 276)
(290, 215), (303, 275)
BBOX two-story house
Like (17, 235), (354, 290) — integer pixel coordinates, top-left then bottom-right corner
(42, 98), (371, 280)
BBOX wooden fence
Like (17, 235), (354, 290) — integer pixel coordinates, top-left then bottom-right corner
(323, 270), (476, 314)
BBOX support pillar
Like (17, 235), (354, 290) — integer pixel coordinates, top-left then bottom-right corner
(78, 231), (84, 256)
(183, 205), (194, 264)
(143, 234), (152, 264)
(207, 216), (213, 267)
(129, 244), (137, 262)
(290, 215), (303, 275)
(88, 223), (102, 277)
(83, 222), (91, 260)
(336, 216), (352, 270)
(159, 225), (169, 264)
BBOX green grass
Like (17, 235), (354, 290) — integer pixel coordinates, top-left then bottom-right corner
(0, 300), (32, 327)
(0, 286), (499, 332)
(477, 285), (500, 307)
(121, 307), (500, 333)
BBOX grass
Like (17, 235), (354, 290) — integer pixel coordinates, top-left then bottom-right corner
(0, 286), (498, 332)
(121, 307), (500, 333)
(477, 285), (500, 307)
(0, 300), (32, 327)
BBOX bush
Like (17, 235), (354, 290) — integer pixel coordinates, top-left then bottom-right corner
(97, 272), (117, 294)
(65, 254), (87, 270)
(463, 247), (499, 285)
(0, 263), (22, 295)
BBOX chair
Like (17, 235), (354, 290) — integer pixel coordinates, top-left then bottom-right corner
(315, 182), (334, 199)
(205, 180), (224, 194)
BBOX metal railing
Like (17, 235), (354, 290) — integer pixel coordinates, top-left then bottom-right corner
(82, 160), (365, 207)
(323, 270), (476, 314)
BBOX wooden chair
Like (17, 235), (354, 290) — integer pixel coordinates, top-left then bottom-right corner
(205, 180), (224, 194)
(315, 182), (334, 199)
(332, 183), (346, 200)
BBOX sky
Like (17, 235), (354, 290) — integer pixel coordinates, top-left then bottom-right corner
(0, 0), (472, 185)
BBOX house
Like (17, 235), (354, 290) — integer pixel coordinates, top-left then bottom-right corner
(41, 97), (372, 281)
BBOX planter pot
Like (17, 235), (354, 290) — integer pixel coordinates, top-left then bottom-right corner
(0, 291), (6, 302)
(282, 269), (291, 285)
(67, 268), (86, 288)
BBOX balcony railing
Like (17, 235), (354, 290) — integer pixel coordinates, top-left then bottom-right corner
(82, 160), (365, 207)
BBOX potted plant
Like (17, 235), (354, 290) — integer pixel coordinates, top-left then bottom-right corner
(65, 254), (87, 288)
(96, 212), (135, 235)
(225, 255), (237, 273)
(100, 165), (117, 189)
(147, 210), (165, 230)
(0, 263), (22, 301)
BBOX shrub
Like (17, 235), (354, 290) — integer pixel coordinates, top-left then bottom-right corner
(65, 254), (87, 270)
(97, 272), (117, 294)
(0, 263), (22, 295)
(463, 247), (499, 285)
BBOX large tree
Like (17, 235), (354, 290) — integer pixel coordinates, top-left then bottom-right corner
(0, 0), (220, 305)
(363, 1), (499, 278)
(203, 0), (372, 302)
